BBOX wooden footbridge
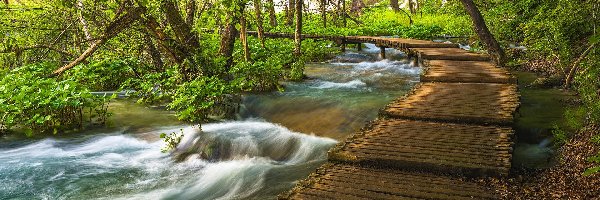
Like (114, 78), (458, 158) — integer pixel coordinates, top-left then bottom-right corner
(257, 33), (519, 199)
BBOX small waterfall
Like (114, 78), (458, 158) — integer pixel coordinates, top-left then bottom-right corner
(0, 121), (336, 200)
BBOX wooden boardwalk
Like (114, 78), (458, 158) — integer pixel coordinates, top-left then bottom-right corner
(271, 34), (519, 199)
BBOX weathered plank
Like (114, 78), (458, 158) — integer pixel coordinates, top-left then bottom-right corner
(412, 48), (491, 61)
(329, 119), (514, 176)
(383, 82), (519, 125)
(281, 163), (499, 200)
(421, 60), (517, 84)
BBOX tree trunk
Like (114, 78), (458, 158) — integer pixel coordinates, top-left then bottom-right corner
(240, 10), (250, 61)
(144, 33), (163, 71)
(185, 0), (197, 26)
(390, 0), (399, 12)
(320, 0), (327, 27)
(341, 0), (346, 27)
(408, 0), (416, 14)
(459, 0), (505, 66)
(294, 0), (303, 56)
(253, 0), (266, 48)
(564, 43), (596, 89)
(144, 16), (187, 64)
(350, 0), (364, 16)
(286, 0), (295, 25)
(266, 0), (277, 27)
(52, 6), (143, 76)
(219, 11), (238, 72)
(162, 0), (199, 52)
(76, 0), (93, 45)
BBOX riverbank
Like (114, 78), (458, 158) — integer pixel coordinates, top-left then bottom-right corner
(490, 124), (600, 199)
(487, 63), (600, 198)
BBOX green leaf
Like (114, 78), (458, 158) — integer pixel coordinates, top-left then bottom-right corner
(583, 166), (600, 176)
(159, 133), (166, 138)
(590, 34), (600, 44)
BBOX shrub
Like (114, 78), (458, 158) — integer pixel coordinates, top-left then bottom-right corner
(0, 63), (110, 136)
(65, 58), (139, 91)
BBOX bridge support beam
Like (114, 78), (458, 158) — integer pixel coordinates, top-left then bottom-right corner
(341, 43), (346, 52)
(379, 46), (386, 59)
(357, 43), (362, 51)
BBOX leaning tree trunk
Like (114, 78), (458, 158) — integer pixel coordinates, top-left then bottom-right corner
(390, 0), (399, 12)
(253, 0), (266, 48)
(294, 0), (303, 56)
(52, 6), (144, 76)
(266, 0), (277, 27)
(459, 0), (506, 66)
(564, 43), (596, 89)
(143, 33), (164, 71)
(320, 0), (327, 27)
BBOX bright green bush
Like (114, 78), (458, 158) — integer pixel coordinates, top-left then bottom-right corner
(0, 63), (110, 136)
(65, 58), (139, 91)
(168, 76), (234, 122)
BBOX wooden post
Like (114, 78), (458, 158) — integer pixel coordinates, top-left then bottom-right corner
(341, 43), (346, 52)
(379, 46), (385, 59)
(356, 43), (362, 51)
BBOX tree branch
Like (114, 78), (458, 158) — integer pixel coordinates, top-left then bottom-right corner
(564, 43), (596, 89)
(50, 6), (144, 76)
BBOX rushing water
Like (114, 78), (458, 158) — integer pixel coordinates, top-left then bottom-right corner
(0, 44), (419, 199)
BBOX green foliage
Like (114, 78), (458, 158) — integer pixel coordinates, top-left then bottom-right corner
(584, 154), (600, 176)
(551, 124), (569, 146)
(122, 67), (180, 105)
(288, 58), (305, 81)
(169, 76), (234, 122)
(0, 63), (110, 136)
(65, 58), (139, 91)
(160, 129), (184, 153)
(269, 7), (472, 39)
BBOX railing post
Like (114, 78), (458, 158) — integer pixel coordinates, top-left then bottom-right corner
(357, 43), (362, 51)
(379, 46), (386, 59)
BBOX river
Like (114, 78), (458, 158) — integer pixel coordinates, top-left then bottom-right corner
(0, 44), (420, 199)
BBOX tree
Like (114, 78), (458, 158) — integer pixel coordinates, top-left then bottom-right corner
(408, 0), (416, 14)
(286, 0), (295, 25)
(294, 0), (302, 56)
(390, 0), (399, 12)
(351, 0), (365, 16)
(52, 4), (145, 76)
(320, 0), (327, 27)
(253, 0), (266, 47)
(240, 7), (250, 61)
(266, 0), (277, 27)
(459, 0), (506, 66)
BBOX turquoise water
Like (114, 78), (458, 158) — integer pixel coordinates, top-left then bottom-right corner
(0, 44), (419, 199)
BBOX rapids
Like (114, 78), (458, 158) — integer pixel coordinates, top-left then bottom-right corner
(0, 43), (420, 199)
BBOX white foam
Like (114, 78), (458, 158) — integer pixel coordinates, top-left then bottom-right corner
(312, 79), (367, 89)
(350, 59), (421, 75)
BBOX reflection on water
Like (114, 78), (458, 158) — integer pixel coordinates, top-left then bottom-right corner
(0, 44), (419, 199)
